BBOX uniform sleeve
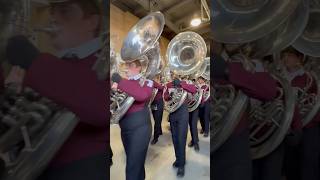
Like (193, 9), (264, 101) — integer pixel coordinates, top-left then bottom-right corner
(307, 74), (320, 123)
(309, 75), (318, 94)
(166, 82), (173, 88)
(24, 53), (107, 127)
(228, 63), (277, 101)
(163, 82), (172, 101)
(201, 85), (209, 103)
(153, 81), (164, 90)
(180, 81), (197, 94)
(118, 79), (153, 102)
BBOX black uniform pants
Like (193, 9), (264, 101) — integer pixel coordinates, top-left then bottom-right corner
(37, 152), (108, 180)
(212, 129), (252, 180)
(252, 143), (284, 180)
(151, 99), (164, 139)
(301, 126), (319, 180)
(284, 125), (319, 180)
(199, 101), (210, 134)
(119, 107), (152, 180)
(189, 108), (199, 144)
(169, 104), (189, 168)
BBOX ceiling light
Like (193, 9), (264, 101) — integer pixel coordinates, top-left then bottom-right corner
(190, 18), (201, 27)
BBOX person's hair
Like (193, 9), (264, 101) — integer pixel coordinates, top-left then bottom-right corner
(51, 0), (102, 37)
(282, 46), (303, 58)
(131, 60), (142, 67)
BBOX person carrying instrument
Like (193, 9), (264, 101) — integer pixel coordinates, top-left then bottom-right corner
(111, 60), (153, 180)
(249, 57), (302, 180)
(198, 76), (210, 137)
(4, 0), (108, 179)
(212, 51), (278, 180)
(0, 66), (3, 93)
(164, 77), (197, 177)
(187, 78), (203, 151)
(151, 75), (164, 145)
(282, 47), (320, 180)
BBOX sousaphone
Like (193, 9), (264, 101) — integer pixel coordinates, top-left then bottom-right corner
(249, 72), (296, 159)
(293, 8), (320, 57)
(211, 0), (299, 43)
(246, 0), (309, 58)
(164, 31), (206, 113)
(110, 12), (164, 124)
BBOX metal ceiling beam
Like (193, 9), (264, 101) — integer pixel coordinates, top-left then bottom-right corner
(180, 21), (210, 32)
(175, 11), (199, 26)
(162, 0), (195, 14)
(132, 0), (180, 34)
(111, 0), (135, 12)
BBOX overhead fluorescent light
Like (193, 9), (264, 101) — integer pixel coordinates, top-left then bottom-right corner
(190, 18), (201, 27)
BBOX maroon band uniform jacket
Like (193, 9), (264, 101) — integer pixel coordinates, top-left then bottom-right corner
(117, 76), (153, 115)
(23, 52), (108, 167)
(215, 62), (278, 134)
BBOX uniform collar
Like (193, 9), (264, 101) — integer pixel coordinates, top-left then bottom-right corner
(252, 59), (265, 72)
(221, 50), (229, 61)
(57, 37), (101, 59)
(285, 68), (305, 82)
(128, 74), (142, 80)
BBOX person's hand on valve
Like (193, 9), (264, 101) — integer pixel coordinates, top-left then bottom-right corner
(111, 82), (118, 90)
(111, 73), (122, 90)
(4, 35), (39, 93)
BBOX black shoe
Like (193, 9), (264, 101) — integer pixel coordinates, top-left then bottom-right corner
(188, 141), (194, 147)
(194, 143), (200, 152)
(172, 161), (178, 168)
(200, 130), (204, 134)
(204, 133), (209, 137)
(151, 138), (158, 145)
(177, 167), (185, 177)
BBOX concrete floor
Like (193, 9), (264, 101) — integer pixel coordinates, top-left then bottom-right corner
(110, 111), (210, 180)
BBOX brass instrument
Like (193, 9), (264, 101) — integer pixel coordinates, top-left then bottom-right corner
(163, 31), (207, 113)
(110, 12), (164, 124)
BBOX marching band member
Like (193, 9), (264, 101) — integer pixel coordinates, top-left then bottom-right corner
(151, 75), (164, 145)
(282, 48), (320, 180)
(212, 52), (278, 180)
(111, 59), (153, 180)
(4, 0), (108, 179)
(198, 76), (210, 137)
(187, 78), (201, 151)
(250, 58), (302, 180)
(164, 76), (197, 177)
(0, 66), (3, 92)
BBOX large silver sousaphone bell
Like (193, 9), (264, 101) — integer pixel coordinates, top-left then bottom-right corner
(246, 0), (309, 58)
(110, 12), (164, 124)
(163, 31), (207, 113)
(211, 0), (299, 43)
(293, 9), (320, 57)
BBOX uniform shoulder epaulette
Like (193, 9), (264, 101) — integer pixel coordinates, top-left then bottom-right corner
(145, 79), (154, 88)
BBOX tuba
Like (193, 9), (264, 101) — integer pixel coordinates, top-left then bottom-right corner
(210, 0), (310, 158)
(0, 2), (80, 178)
(249, 72), (295, 159)
(163, 31), (207, 113)
(195, 57), (210, 102)
(186, 57), (210, 112)
(110, 12), (164, 124)
(186, 80), (203, 112)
